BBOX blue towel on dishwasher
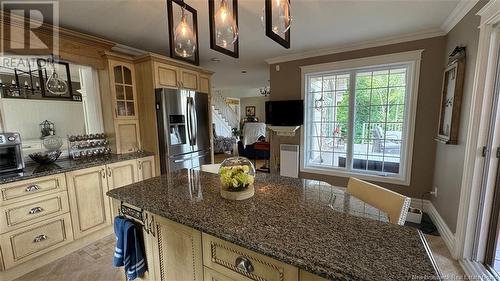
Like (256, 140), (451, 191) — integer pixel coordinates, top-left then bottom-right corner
(113, 216), (146, 280)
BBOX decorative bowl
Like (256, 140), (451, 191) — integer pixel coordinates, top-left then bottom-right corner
(29, 150), (62, 165)
(42, 135), (63, 151)
(219, 157), (256, 200)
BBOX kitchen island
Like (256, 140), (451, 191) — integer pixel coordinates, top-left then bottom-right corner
(107, 169), (441, 281)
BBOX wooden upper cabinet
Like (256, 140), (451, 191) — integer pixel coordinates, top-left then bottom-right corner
(155, 62), (179, 89)
(109, 60), (138, 119)
(199, 75), (210, 94)
(180, 69), (199, 90)
(115, 119), (141, 154)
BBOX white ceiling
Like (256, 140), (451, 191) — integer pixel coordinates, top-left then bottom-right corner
(56, 0), (462, 96)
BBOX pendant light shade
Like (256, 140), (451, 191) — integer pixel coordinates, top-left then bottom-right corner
(262, 0), (291, 48)
(167, 0), (200, 65)
(209, 0), (239, 58)
(214, 0), (238, 47)
(262, 0), (291, 35)
(174, 8), (197, 58)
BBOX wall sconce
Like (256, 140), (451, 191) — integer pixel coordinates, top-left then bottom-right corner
(209, 0), (239, 58)
(167, 0), (200, 65)
(262, 0), (292, 48)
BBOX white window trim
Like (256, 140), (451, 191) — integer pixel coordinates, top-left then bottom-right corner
(300, 50), (423, 186)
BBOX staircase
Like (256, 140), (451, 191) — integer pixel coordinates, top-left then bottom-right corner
(211, 92), (239, 137)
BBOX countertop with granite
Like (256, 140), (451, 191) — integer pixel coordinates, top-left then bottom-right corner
(107, 170), (440, 281)
(0, 151), (155, 184)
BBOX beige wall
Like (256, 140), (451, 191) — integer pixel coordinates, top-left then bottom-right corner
(431, 1), (486, 233)
(240, 96), (269, 122)
(269, 36), (447, 198)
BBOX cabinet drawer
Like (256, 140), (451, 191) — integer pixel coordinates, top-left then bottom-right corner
(0, 191), (69, 234)
(204, 267), (235, 281)
(0, 213), (73, 269)
(0, 174), (66, 206)
(202, 234), (298, 281)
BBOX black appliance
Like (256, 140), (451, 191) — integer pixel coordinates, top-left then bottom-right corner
(265, 100), (304, 126)
(0, 132), (24, 174)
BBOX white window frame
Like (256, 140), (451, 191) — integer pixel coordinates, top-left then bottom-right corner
(300, 50), (422, 185)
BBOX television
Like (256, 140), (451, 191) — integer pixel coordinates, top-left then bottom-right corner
(265, 100), (304, 126)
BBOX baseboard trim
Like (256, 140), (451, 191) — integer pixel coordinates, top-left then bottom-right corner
(459, 259), (499, 280)
(410, 198), (456, 258)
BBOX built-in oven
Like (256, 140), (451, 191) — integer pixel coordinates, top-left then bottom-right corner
(0, 132), (24, 174)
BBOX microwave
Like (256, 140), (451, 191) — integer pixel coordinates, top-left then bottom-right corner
(0, 132), (24, 174)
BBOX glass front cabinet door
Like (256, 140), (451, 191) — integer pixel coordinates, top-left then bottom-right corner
(109, 61), (138, 119)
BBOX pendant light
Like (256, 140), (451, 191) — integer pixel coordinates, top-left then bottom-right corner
(167, 0), (199, 65)
(261, 0), (292, 48)
(262, 0), (291, 35)
(214, 0), (238, 48)
(174, 7), (197, 58)
(209, 0), (239, 58)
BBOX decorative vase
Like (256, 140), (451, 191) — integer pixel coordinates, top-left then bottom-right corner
(219, 157), (256, 200)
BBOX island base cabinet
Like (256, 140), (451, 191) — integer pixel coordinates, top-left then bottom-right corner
(202, 234), (298, 281)
(152, 215), (203, 281)
(66, 166), (111, 239)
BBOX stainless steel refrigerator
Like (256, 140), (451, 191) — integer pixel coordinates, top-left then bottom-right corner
(156, 88), (211, 174)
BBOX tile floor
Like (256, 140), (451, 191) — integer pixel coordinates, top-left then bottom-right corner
(15, 233), (465, 281)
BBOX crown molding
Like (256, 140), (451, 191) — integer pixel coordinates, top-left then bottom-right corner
(265, 28), (445, 64)
(441, 0), (480, 33)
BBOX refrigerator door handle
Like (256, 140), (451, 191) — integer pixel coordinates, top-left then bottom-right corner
(191, 96), (198, 145)
(186, 97), (193, 146)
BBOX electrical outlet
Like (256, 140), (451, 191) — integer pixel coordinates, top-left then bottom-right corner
(430, 187), (438, 198)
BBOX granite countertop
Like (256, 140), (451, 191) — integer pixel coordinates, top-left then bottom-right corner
(0, 151), (155, 184)
(107, 170), (440, 281)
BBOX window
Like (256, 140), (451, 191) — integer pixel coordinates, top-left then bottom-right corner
(301, 51), (421, 184)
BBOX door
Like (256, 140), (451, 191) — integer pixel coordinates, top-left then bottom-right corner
(193, 92), (211, 153)
(66, 166), (110, 239)
(485, 168), (500, 272)
(107, 160), (139, 218)
(152, 216), (203, 281)
(138, 156), (156, 181)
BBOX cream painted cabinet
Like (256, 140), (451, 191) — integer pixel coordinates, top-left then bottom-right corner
(106, 160), (139, 218)
(180, 69), (199, 90)
(106, 159), (139, 190)
(66, 166), (111, 239)
(199, 75), (210, 94)
(153, 62), (200, 90)
(109, 60), (139, 120)
(155, 62), (179, 88)
(115, 119), (141, 154)
(152, 215), (203, 281)
(138, 156), (156, 181)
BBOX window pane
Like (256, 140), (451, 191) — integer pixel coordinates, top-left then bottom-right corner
(388, 87), (405, 105)
(371, 88), (388, 106)
(305, 64), (409, 178)
(389, 68), (406, 86)
(356, 72), (372, 89)
(114, 66), (123, 83)
(372, 70), (389, 88)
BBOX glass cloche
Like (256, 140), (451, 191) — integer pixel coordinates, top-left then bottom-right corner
(219, 157), (256, 200)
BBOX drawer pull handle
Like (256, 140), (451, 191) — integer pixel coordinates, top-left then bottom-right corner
(235, 256), (254, 274)
(29, 207), (44, 214)
(33, 234), (47, 243)
(25, 185), (40, 192)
